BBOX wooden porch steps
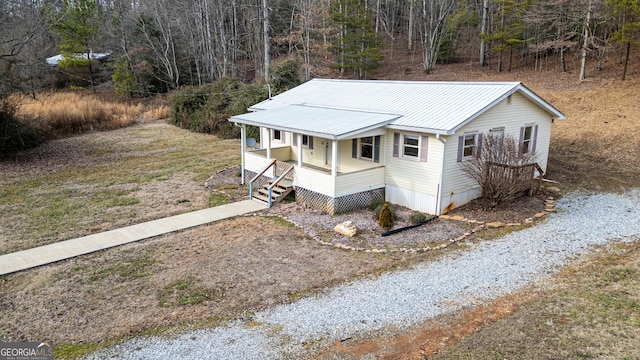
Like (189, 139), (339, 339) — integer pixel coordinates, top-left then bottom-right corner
(252, 180), (294, 205)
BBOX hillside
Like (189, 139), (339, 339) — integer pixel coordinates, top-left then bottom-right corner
(366, 40), (640, 191)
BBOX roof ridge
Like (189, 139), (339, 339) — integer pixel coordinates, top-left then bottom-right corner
(310, 78), (522, 86)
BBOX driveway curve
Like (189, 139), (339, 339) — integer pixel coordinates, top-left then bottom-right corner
(86, 190), (640, 360)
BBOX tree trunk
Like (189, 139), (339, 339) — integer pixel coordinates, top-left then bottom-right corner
(480, 0), (489, 66)
(86, 51), (95, 93)
(263, 0), (270, 82)
(579, 0), (592, 81)
(408, 0), (414, 51)
(622, 42), (630, 80)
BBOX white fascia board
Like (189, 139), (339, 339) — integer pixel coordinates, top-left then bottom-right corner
(386, 124), (450, 135)
(516, 84), (567, 120)
(230, 117), (391, 140)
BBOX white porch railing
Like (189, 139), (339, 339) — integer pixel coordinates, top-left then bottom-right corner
(245, 152), (385, 198)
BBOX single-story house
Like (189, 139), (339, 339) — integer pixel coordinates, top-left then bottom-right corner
(229, 79), (566, 215)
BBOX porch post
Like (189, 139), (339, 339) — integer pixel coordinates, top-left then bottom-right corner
(297, 134), (303, 167)
(266, 129), (272, 159)
(331, 139), (338, 177)
(240, 124), (246, 185)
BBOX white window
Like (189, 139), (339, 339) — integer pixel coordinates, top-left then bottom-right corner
(272, 130), (282, 142)
(360, 137), (373, 160)
(402, 135), (419, 158)
(302, 135), (309, 147)
(393, 132), (427, 162)
(521, 125), (533, 153)
(463, 133), (477, 158)
(489, 127), (504, 138)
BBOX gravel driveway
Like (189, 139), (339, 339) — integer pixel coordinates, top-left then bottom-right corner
(86, 190), (640, 359)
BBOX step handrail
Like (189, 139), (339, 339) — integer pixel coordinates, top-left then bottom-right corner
(249, 159), (277, 199)
(266, 166), (294, 207)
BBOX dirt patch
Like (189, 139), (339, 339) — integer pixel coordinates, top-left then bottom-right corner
(314, 290), (541, 360)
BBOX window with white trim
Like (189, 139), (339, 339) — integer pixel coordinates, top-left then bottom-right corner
(463, 133), (476, 158)
(457, 132), (482, 162)
(392, 132), (428, 162)
(360, 137), (373, 160)
(521, 125), (533, 153)
(402, 135), (419, 158)
(272, 130), (283, 142)
(302, 135), (309, 147)
(489, 127), (504, 138)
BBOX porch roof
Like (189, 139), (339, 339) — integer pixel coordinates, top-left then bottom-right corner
(230, 104), (400, 140)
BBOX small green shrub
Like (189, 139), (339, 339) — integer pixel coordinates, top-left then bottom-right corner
(370, 199), (385, 211)
(0, 96), (43, 157)
(373, 202), (396, 220)
(170, 77), (268, 137)
(409, 212), (427, 225)
(270, 59), (301, 94)
(378, 203), (395, 231)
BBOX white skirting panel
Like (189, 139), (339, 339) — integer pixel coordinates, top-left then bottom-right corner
(385, 185), (437, 215)
(440, 186), (482, 214)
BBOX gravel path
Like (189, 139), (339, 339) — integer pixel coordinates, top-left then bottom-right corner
(86, 190), (640, 360)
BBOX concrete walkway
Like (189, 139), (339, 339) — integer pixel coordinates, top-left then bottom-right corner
(0, 200), (267, 276)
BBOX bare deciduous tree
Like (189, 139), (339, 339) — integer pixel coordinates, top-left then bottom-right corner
(460, 132), (540, 207)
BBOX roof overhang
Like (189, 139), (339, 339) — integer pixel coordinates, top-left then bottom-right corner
(230, 104), (401, 140)
(447, 83), (567, 134)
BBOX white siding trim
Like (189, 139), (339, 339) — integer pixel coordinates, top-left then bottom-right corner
(386, 185), (438, 214)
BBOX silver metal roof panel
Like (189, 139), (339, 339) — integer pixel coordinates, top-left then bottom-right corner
(231, 104), (400, 140)
(239, 79), (565, 136)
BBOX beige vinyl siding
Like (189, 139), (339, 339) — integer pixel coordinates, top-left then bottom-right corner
(384, 129), (443, 197)
(441, 92), (555, 201)
(290, 136), (329, 169)
(293, 166), (335, 196)
(335, 166), (385, 196)
(338, 138), (385, 173)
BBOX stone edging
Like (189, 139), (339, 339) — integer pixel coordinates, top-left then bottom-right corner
(262, 196), (558, 254)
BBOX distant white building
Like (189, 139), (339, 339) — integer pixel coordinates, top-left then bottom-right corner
(46, 52), (111, 66)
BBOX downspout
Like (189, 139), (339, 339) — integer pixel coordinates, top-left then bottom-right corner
(234, 122), (246, 185)
(435, 133), (447, 215)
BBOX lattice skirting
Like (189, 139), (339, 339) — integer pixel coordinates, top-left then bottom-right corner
(295, 187), (385, 215)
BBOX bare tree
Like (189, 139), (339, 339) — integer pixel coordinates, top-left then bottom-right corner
(460, 132), (540, 207)
(418, 0), (457, 73)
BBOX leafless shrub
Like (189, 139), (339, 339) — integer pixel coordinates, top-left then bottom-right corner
(460, 132), (539, 207)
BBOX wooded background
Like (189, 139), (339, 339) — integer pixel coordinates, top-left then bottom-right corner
(1, 0), (639, 96)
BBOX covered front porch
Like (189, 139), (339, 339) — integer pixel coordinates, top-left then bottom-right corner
(243, 144), (386, 214)
(231, 104), (400, 213)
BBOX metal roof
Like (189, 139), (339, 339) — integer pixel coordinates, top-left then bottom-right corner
(231, 104), (400, 140)
(46, 52), (111, 66)
(234, 79), (566, 136)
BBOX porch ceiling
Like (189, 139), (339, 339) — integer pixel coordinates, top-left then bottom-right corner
(230, 104), (400, 140)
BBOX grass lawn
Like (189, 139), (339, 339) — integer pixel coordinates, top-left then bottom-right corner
(0, 122), (239, 254)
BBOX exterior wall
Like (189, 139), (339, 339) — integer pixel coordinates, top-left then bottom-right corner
(440, 92), (555, 212)
(383, 129), (444, 214)
(334, 166), (385, 196)
(290, 137), (331, 170)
